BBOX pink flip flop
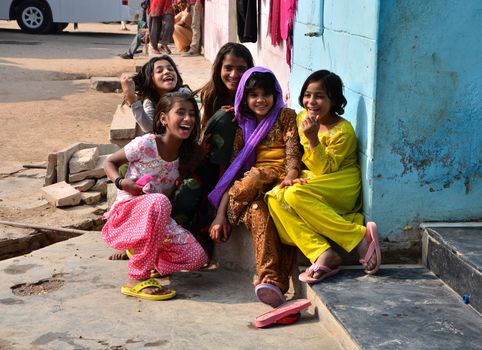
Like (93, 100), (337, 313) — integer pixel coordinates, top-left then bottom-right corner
(359, 221), (382, 275)
(255, 299), (311, 328)
(298, 264), (340, 284)
(255, 283), (286, 308)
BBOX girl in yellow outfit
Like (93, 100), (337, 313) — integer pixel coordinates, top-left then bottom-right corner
(266, 70), (381, 283)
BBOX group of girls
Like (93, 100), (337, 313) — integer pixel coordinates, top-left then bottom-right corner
(102, 42), (381, 303)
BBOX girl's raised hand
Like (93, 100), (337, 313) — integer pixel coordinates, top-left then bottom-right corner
(301, 116), (320, 149)
(120, 73), (137, 105)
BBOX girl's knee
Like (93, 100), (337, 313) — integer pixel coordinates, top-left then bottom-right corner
(144, 194), (172, 220)
(283, 186), (300, 208)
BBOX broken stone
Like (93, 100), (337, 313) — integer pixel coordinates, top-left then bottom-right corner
(91, 178), (109, 196)
(80, 191), (102, 205)
(110, 104), (137, 140)
(71, 179), (96, 192)
(41, 181), (81, 207)
(44, 152), (57, 186)
(69, 147), (99, 174)
(56, 143), (119, 183)
(90, 77), (121, 93)
(68, 155), (109, 183)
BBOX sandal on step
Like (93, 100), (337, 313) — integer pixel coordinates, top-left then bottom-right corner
(255, 283), (286, 308)
(359, 221), (381, 275)
(298, 264), (340, 284)
(255, 299), (311, 328)
(121, 278), (176, 301)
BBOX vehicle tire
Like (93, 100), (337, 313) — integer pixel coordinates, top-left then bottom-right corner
(16, 0), (53, 34)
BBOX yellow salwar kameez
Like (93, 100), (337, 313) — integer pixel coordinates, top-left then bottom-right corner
(265, 110), (366, 264)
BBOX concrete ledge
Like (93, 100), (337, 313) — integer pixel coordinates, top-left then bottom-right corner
(304, 265), (482, 349)
(422, 225), (482, 313)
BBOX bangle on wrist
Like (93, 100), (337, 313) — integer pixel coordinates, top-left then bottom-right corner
(114, 176), (124, 190)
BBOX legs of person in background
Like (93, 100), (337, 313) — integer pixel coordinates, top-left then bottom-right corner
(149, 15), (162, 53)
(159, 13), (174, 54)
(182, 0), (202, 56)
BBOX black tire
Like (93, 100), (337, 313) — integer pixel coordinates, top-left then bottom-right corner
(49, 22), (68, 33)
(16, 0), (52, 34)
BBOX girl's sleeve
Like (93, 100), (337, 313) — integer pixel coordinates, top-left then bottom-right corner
(230, 127), (244, 162)
(302, 124), (357, 175)
(131, 99), (155, 133)
(282, 109), (302, 173)
(124, 136), (145, 163)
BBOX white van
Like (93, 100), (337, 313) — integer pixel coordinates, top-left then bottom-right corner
(0, 0), (142, 34)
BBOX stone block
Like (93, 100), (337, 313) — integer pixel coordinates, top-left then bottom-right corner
(56, 143), (119, 183)
(90, 77), (121, 93)
(68, 155), (109, 183)
(71, 179), (96, 192)
(110, 104), (137, 140)
(80, 191), (102, 205)
(69, 147), (99, 174)
(44, 152), (57, 186)
(106, 182), (117, 208)
(92, 178), (109, 196)
(41, 181), (81, 207)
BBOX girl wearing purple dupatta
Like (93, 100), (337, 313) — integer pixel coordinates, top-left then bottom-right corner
(208, 67), (302, 308)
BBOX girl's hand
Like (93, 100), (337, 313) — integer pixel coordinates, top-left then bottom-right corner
(220, 105), (234, 113)
(279, 177), (308, 188)
(120, 73), (137, 106)
(120, 178), (144, 196)
(300, 116), (320, 147)
(209, 215), (231, 243)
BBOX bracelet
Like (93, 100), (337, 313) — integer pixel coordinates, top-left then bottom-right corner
(114, 176), (124, 190)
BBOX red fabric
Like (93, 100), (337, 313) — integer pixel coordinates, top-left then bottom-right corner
(267, 0), (282, 47)
(149, 0), (171, 17)
(268, 0), (297, 68)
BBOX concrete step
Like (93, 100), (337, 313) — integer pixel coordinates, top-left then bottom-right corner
(421, 223), (482, 314)
(304, 265), (482, 350)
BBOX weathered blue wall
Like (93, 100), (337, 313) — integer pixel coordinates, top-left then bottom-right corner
(290, 1), (380, 224)
(291, 0), (482, 239)
(374, 1), (482, 236)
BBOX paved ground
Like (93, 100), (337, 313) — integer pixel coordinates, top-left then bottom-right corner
(0, 22), (348, 350)
(0, 234), (347, 350)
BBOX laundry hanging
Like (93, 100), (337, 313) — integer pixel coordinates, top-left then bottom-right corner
(237, 0), (257, 43)
(268, 0), (297, 68)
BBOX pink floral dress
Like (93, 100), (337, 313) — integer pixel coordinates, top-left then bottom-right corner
(102, 134), (207, 280)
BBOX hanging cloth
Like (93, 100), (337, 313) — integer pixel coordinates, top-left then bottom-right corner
(267, 0), (282, 47)
(237, 0), (257, 43)
(280, 0), (297, 68)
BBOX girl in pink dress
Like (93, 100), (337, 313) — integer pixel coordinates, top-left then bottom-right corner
(102, 92), (208, 301)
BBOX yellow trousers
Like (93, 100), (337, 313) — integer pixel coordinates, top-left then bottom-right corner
(266, 167), (365, 263)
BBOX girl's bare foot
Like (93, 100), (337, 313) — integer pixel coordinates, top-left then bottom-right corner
(307, 248), (342, 280)
(108, 250), (128, 260)
(126, 278), (173, 296)
(357, 222), (381, 274)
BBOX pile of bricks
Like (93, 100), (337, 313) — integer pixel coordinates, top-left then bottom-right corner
(41, 143), (119, 207)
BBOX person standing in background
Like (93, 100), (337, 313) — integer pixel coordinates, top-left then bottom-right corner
(182, 0), (203, 56)
(148, 0), (173, 54)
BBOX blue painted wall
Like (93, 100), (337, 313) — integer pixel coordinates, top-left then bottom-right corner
(374, 0), (482, 236)
(290, 0), (380, 224)
(291, 0), (482, 238)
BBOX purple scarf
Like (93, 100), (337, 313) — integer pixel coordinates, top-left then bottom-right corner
(208, 66), (285, 209)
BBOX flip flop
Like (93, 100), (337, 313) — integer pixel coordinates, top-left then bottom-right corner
(121, 278), (176, 301)
(255, 299), (311, 328)
(255, 283), (286, 308)
(359, 221), (381, 275)
(299, 264), (340, 284)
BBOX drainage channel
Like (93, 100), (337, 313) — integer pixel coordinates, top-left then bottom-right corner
(0, 219), (103, 261)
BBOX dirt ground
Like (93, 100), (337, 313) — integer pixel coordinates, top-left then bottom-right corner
(0, 21), (210, 228)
